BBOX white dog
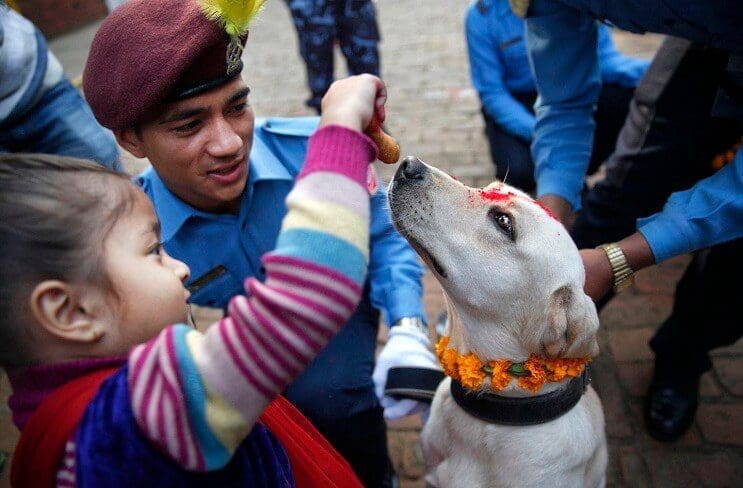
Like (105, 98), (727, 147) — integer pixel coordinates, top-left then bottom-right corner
(387, 156), (606, 487)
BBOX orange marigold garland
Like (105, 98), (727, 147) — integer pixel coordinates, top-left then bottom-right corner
(543, 357), (586, 382)
(485, 360), (512, 390)
(441, 349), (460, 380)
(457, 354), (485, 390)
(520, 357), (548, 393)
(434, 337), (589, 393)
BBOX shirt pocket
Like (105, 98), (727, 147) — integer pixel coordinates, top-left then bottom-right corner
(188, 265), (244, 310)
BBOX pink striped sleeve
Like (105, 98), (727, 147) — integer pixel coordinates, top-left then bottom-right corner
(128, 328), (205, 470)
(298, 124), (376, 184)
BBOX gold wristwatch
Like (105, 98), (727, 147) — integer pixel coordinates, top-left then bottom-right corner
(597, 242), (635, 293)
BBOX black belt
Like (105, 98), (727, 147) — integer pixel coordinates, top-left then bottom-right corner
(450, 367), (591, 426)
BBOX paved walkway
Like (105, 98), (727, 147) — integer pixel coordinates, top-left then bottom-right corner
(1, 1), (740, 486)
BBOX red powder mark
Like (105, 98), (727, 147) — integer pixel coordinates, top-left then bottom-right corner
(534, 200), (560, 222)
(448, 173), (458, 181)
(479, 188), (513, 203)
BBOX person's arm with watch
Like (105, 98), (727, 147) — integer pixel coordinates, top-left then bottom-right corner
(581, 232), (654, 302)
(581, 148), (743, 302)
(366, 182), (443, 420)
(521, 0), (740, 305)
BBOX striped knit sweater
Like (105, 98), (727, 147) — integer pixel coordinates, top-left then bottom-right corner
(54, 125), (376, 484)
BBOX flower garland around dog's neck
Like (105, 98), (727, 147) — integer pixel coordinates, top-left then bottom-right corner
(435, 336), (589, 393)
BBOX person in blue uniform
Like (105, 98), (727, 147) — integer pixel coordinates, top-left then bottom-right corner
(465, 0), (648, 191)
(518, 0), (743, 442)
(284, 0), (381, 113)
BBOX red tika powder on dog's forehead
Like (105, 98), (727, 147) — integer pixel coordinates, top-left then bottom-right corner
(479, 188), (514, 202)
(467, 187), (516, 207)
(477, 187), (560, 223)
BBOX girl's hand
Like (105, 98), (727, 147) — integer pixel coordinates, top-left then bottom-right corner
(319, 74), (387, 133)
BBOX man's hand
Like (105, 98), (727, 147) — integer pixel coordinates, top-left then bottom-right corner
(372, 323), (442, 420)
(580, 248), (615, 302)
(581, 232), (655, 302)
(537, 194), (575, 229)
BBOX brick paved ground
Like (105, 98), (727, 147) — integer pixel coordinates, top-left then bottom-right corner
(1, 1), (741, 486)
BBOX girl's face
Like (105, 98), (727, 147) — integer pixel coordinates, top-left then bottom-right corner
(99, 189), (191, 353)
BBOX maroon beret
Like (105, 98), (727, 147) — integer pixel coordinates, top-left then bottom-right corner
(83, 0), (245, 130)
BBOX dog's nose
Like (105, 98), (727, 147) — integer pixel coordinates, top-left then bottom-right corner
(400, 155), (425, 180)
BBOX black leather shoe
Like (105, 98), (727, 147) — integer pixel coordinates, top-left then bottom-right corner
(643, 372), (699, 442)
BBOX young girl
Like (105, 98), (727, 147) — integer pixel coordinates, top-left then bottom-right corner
(2, 75), (386, 487)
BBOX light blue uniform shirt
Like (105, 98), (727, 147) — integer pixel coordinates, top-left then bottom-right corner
(523, 0), (743, 262)
(137, 117), (425, 325)
(465, 0), (648, 141)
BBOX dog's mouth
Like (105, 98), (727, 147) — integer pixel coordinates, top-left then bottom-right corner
(407, 235), (447, 279)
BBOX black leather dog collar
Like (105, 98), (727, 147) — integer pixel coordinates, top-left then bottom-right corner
(450, 367), (591, 425)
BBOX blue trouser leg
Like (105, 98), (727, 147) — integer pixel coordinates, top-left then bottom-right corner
(337, 0), (380, 77)
(483, 108), (535, 192)
(283, 285), (393, 487)
(285, 0), (380, 112)
(650, 238), (743, 377)
(0, 78), (122, 171)
(571, 38), (743, 375)
(285, 0), (337, 112)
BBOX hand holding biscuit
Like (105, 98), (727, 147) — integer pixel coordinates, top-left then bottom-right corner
(365, 114), (400, 164)
(318, 74), (400, 164)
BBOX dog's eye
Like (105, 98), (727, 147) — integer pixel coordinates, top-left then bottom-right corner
(489, 209), (514, 239)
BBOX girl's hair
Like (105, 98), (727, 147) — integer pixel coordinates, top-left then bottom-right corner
(0, 153), (136, 366)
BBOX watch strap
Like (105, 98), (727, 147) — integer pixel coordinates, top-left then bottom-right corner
(597, 242), (635, 293)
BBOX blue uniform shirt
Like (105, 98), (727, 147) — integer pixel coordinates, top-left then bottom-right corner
(523, 0), (743, 261)
(465, 0), (649, 141)
(137, 117), (426, 325)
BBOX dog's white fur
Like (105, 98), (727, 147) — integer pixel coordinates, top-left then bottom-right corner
(388, 158), (606, 487)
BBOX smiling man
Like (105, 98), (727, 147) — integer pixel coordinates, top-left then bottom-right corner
(82, 0), (438, 485)
(117, 80), (252, 214)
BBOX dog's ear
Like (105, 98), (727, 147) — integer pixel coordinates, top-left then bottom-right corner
(542, 286), (600, 358)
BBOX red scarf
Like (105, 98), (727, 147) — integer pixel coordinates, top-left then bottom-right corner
(11, 368), (362, 488)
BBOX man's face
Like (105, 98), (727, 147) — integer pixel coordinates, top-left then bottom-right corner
(126, 77), (254, 213)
